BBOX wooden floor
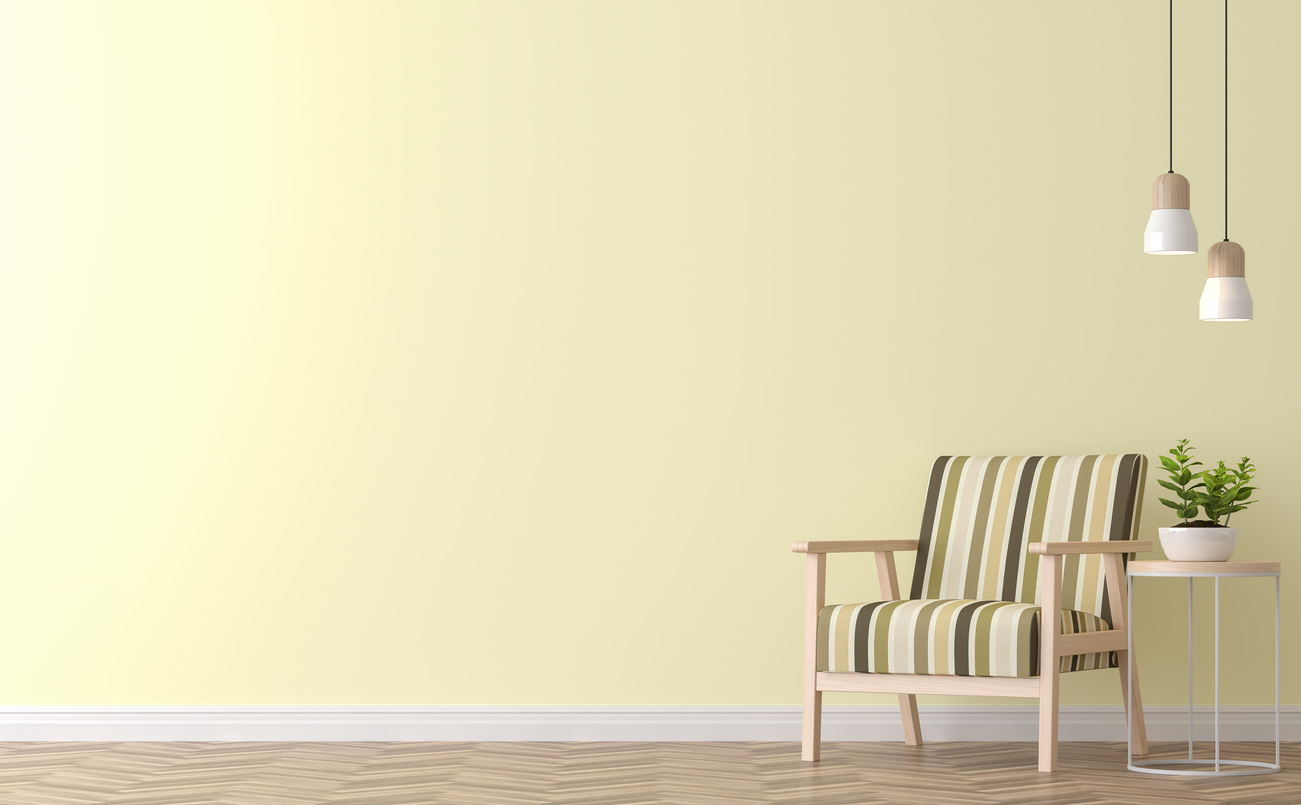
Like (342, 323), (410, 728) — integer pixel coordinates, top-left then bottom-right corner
(0, 741), (1295, 804)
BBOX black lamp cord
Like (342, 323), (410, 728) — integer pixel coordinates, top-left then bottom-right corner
(1224, 0), (1229, 242)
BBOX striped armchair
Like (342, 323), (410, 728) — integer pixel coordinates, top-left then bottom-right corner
(793, 455), (1152, 772)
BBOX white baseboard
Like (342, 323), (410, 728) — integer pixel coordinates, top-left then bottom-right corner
(0, 705), (1295, 742)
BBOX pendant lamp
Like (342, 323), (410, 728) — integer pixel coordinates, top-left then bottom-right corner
(1144, 0), (1197, 255)
(1201, 0), (1252, 321)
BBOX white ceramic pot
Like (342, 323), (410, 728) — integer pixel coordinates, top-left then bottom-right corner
(1158, 526), (1238, 562)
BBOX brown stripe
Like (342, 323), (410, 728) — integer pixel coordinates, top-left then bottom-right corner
(850, 601), (890, 672)
(1108, 453), (1140, 542)
(1029, 611), (1040, 676)
(1000, 456), (1042, 602)
(1129, 455), (1148, 552)
(951, 600), (989, 677)
(924, 457), (968, 600)
(1099, 454), (1140, 624)
(910, 457), (951, 600)
(910, 600), (948, 674)
(1017, 456), (1061, 603)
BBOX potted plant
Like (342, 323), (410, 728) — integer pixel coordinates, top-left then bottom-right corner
(1157, 439), (1258, 561)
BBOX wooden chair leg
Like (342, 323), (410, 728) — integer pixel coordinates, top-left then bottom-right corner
(1038, 663), (1060, 772)
(802, 688), (822, 761)
(1103, 553), (1148, 756)
(1038, 554), (1061, 773)
(898, 694), (922, 746)
(801, 553), (825, 761)
(1117, 645), (1149, 756)
(872, 551), (922, 748)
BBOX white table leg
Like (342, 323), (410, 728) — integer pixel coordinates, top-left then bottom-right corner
(1127, 574), (1133, 769)
(1127, 569), (1280, 777)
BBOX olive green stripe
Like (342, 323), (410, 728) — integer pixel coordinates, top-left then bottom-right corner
(979, 457), (1023, 600)
(816, 605), (835, 672)
(962, 457), (1004, 599)
(970, 602), (1012, 677)
(924, 457), (968, 600)
(871, 600), (908, 673)
(910, 600), (948, 673)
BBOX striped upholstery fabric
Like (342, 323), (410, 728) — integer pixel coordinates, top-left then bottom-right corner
(817, 600), (1115, 678)
(815, 455), (1147, 678)
(910, 455), (1147, 621)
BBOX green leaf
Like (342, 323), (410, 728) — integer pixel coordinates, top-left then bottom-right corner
(1157, 479), (1183, 493)
(1158, 498), (1181, 510)
(1159, 456), (1180, 473)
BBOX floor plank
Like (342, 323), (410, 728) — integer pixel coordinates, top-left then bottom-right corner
(0, 742), (1292, 804)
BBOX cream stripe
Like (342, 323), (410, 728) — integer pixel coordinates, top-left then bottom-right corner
(988, 604), (1020, 678)
(966, 602), (987, 676)
(1044, 455), (1081, 544)
(832, 605), (854, 673)
(932, 600), (963, 675)
(942, 459), (987, 599)
(952, 457), (988, 600)
(846, 605), (862, 673)
(902, 604), (921, 675)
(825, 605), (838, 671)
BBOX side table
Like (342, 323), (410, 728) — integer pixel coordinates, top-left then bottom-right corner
(1126, 560), (1281, 776)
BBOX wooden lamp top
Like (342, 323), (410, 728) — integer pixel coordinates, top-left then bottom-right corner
(1208, 240), (1246, 278)
(1152, 172), (1191, 210)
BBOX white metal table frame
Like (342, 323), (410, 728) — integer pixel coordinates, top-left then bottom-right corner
(1127, 561), (1281, 776)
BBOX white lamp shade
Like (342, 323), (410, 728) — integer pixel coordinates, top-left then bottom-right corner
(1199, 276), (1253, 321)
(1144, 208), (1198, 254)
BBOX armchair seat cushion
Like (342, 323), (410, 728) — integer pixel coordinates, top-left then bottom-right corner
(817, 599), (1114, 678)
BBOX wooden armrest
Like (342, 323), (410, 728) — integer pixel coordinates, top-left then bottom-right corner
(1027, 541), (1153, 556)
(792, 540), (919, 554)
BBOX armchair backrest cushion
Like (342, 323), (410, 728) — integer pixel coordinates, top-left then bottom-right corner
(908, 455), (1147, 620)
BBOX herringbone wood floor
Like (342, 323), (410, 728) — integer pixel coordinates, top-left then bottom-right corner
(0, 741), (1294, 805)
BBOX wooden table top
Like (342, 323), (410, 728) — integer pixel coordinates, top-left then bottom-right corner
(1128, 560), (1281, 575)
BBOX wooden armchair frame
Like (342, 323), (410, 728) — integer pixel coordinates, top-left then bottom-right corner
(793, 538), (1152, 772)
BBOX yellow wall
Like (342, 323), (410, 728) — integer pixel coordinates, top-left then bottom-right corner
(0, 1), (1296, 706)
